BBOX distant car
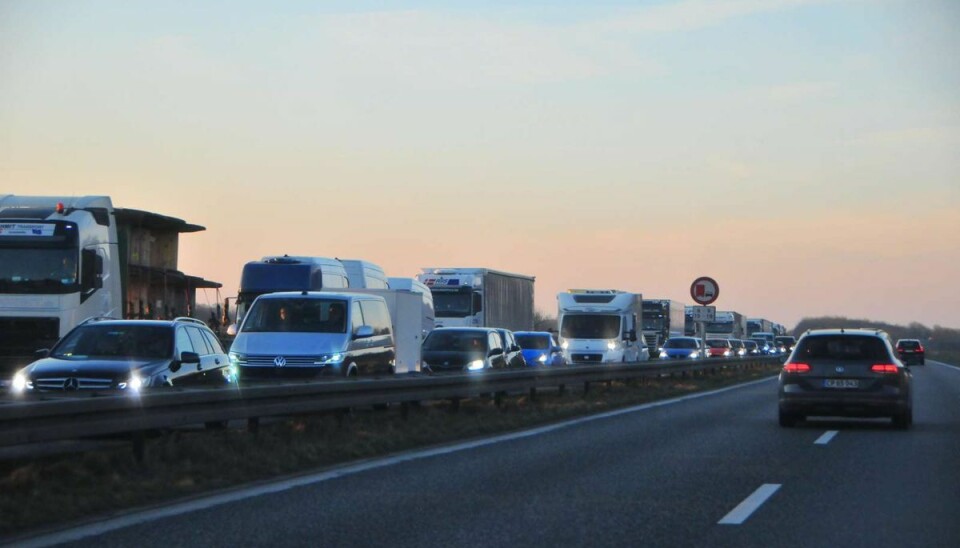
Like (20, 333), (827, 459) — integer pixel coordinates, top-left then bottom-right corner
(895, 339), (925, 365)
(742, 340), (761, 356)
(514, 331), (565, 366)
(775, 336), (797, 354)
(728, 339), (746, 358)
(778, 328), (913, 428)
(11, 317), (233, 394)
(495, 329), (527, 368)
(751, 339), (775, 355)
(705, 338), (732, 358)
(421, 328), (507, 373)
(659, 337), (702, 359)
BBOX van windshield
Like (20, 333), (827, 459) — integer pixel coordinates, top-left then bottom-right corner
(242, 299), (347, 333)
(560, 315), (621, 339)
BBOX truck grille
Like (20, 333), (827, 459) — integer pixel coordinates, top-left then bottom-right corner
(643, 334), (658, 349)
(0, 317), (60, 374)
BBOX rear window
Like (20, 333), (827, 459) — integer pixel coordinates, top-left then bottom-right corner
(897, 340), (921, 350)
(516, 334), (549, 350)
(794, 335), (891, 361)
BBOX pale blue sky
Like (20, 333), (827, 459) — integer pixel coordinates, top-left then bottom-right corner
(2, 0), (958, 327)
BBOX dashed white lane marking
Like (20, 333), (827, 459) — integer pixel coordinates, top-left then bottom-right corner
(814, 430), (838, 445)
(718, 483), (782, 525)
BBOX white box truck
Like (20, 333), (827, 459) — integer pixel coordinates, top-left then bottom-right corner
(416, 268), (534, 331)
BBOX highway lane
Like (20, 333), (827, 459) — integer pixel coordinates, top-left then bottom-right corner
(23, 361), (960, 547)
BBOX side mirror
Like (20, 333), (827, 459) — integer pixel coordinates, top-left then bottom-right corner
(180, 351), (200, 364)
(354, 325), (375, 339)
(226, 324), (238, 336)
(489, 348), (504, 357)
(34, 348), (50, 359)
(626, 330), (637, 342)
(511, 345), (520, 352)
(551, 346), (562, 353)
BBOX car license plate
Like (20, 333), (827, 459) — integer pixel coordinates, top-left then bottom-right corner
(824, 379), (859, 389)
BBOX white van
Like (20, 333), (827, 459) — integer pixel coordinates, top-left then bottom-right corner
(340, 260), (389, 289)
(229, 292), (395, 379)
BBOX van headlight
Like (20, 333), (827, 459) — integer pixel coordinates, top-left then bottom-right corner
(561, 341), (568, 349)
(314, 353), (344, 365)
(659, 351), (668, 358)
(12, 372), (30, 393)
(467, 360), (485, 371)
(229, 352), (246, 365)
(607, 340), (617, 351)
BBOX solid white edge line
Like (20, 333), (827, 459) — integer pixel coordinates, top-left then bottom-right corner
(15, 375), (778, 548)
(718, 483), (782, 525)
(814, 430), (838, 445)
(931, 360), (960, 372)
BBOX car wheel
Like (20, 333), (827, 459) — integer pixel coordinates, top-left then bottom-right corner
(892, 408), (912, 429)
(778, 408), (798, 428)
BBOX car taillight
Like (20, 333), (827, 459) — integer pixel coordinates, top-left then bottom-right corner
(918, 345), (924, 353)
(870, 364), (899, 374)
(783, 362), (810, 373)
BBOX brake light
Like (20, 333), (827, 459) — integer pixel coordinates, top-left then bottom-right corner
(870, 364), (899, 374)
(918, 345), (924, 353)
(783, 362), (810, 373)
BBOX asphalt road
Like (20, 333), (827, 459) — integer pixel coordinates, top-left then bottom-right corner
(22, 361), (960, 547)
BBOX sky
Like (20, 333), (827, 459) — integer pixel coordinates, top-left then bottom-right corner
(2, 0), (959, 329)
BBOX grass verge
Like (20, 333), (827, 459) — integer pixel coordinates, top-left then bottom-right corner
(1, 364), (780, 538)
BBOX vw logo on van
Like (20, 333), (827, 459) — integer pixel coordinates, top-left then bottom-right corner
(274, 356), (286, 368)
(835, 366), (845, 373)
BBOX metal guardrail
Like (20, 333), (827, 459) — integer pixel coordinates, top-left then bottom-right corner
(0, 357), (783, 452)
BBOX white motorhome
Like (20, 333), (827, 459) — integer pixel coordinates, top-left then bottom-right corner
(0, 196), (122, 383)
(557, 290), (648, 364)
(340, 260), (389, 289)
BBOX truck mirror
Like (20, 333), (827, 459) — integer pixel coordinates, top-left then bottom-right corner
(34, 348), (50, 359)
(226, 324), (238, 336)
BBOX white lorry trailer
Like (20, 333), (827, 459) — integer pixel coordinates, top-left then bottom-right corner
(557, 290), (648, 364)
(416, 268), (534, 331)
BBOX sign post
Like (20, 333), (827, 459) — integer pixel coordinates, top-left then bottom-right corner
(690, 277), (720, 357)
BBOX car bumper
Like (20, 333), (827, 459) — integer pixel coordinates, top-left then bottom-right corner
(779, 392), (909, 417)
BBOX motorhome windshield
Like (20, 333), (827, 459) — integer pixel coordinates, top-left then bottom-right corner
(0, 248), (79, 294)
(242, 299), (347, 334)
(560, 314), (621, 339)
(433, 292), (472, 318)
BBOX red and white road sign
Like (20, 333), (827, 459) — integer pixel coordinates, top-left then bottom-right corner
(690, 276), (719, 305)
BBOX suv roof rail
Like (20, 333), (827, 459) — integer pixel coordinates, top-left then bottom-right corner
(174, 317), (208, 326)
(79, 316), (120, 325)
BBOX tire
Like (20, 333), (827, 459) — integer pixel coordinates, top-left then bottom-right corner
(778, 408), (798, 428)
(892, 407), (912, 430)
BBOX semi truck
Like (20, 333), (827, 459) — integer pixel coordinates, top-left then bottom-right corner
(747, 318), (774, 337)
(557, 290), (647, 364)
(416, 268), (534, 331)
(641, 299), (687, 350)
(0, 195), (219, 384)
(704, 310), (747, 340)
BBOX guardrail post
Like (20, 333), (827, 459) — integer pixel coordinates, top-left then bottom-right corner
(247, 417), (260, 434)
(494, 392), (503, 409)
(529, 387), (537, 402)
(401, 402), (410, 420)
(558, 384), (566, 396)
(583, 381), (590, 396)
(449, 397), (460, 413)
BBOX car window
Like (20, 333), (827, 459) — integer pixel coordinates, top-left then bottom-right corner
(351, 301), (364, 334)
(176, 328), (195, 354)
(795, 335), (891, 361)
(187, 326), (213, 355)
(201, 329), (225, 354)
(489, 333), (502, 351)
(897, 340), (920, 350)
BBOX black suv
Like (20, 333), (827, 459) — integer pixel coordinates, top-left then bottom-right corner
(421, 328), (507, 373)
(895, 339), (925, 365)
(11, 317), (233, 394)
(778, 328), (912, 429)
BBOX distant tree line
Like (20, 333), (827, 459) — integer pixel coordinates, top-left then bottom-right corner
(792, 316), (960, 362)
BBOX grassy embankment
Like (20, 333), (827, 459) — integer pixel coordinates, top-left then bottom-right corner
(1, 363), (781, 538)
